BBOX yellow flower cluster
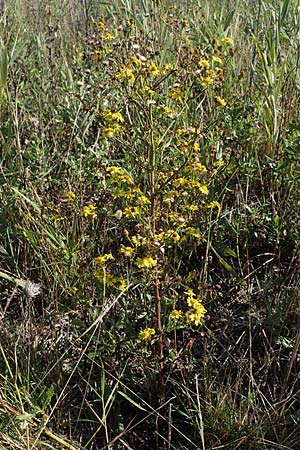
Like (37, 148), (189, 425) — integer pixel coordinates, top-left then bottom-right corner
(116, 67), (135, 84)
(94, 268), (126, 291)
(185, 289), (207, 326)
(114, 55), (164, 95)
(156, 104), (174, 118)
(197, 54), (224, 88)
(164, 229), (180, 242)
(173, 177), (209, 195)
(136, 257), (157, 269)
(140, 85), (155, 96)
(185, 227), (203, 240)
(176, 127), (201, 137)
(106, 167), (151, 226)
(82, 204), (97, 218)
(94, 21), (114, 60)
(112, 186), (150, 205)
(96, 20), (107, 31)
(130, 234), (147, 247)
(161, 63), (173, 73)
(93, 254), (127, 289)
(106, 166), (134, 185)
(184, 162), (207, 174)
(103, 110), (124, 123)
(102, 32), (113, 40)
(131, 55), (142, 66)
(168, 85), (184, 101)
(198, 59), (210, 69)
(212, 55), (223, 65)
(102, 109), (125, 139)
(168, 290), (206, 328)
(94, 49), (112, 61)
(139, 327), (155, 341)
(180, 141), (200, 154)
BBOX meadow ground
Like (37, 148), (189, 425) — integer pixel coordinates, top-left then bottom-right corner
(1, 0), (300, 449)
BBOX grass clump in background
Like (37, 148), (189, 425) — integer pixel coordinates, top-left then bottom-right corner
(1, 0), (300, 449)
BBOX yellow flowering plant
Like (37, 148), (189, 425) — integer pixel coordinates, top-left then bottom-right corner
(81, 17), (235, 403)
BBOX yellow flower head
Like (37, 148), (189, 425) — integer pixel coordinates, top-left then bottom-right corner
(221, 37), (234, 45)
(199, 76), (213, 87)
(148, 63), (159, 76)
(213, 160), (225, 167)
(118, 278), (127, 290)
(194, 162), (207, 171)
(131, 55), (142, 65)
(207, 201), (221, 209)
(169, 309), (183, 320)
(130, 235), (144, 247)
(102, 32), (113, 40)
(136, 194), (150, 206)
(215, 96), (226, 107)
(187, 297), (202, 310)
(186, 288), (207, 326)
(106, 166), (124, 174)
(120, 245), (134, 257)
(94, 253), (114, 265)
(64, 191), (76, 202)
(161, 63), (173, 74)
(124, 206), (141, 219)
(97, 20), (107, 31)
(199, 185), (209, 195)
(185, 288), (195, 298)
(212, 55), (223, 65)
(198, 59), (210, 69)
(157, 105), (173, 117)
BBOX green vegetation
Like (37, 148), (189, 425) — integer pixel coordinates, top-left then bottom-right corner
(1, 0), (300, 448)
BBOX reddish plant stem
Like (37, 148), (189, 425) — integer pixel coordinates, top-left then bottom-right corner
(154, 277), (165, 401)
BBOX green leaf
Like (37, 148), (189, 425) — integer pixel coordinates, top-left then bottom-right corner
(223, 247), (237, 258)
(218, 258), (234, 272)
(0, 46), (7, 87)
(117, 391), (147, 412)
(224, 9), (235, 31)
(273, 214), (280, 228)
(15, 413), (34, 422)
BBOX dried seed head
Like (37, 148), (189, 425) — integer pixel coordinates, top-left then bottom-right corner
(23, 280), (41, 298)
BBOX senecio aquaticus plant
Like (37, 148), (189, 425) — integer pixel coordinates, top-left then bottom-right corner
(82, 19), (234, 400)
